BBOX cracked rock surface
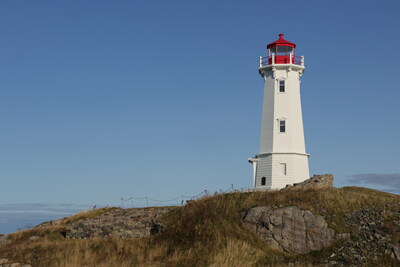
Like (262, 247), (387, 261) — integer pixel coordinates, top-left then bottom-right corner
(66, 207), (173, 239)
(243, 206), (335, 254)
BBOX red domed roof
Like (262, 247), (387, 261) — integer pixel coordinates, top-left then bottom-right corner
(267, 34), (296, 49)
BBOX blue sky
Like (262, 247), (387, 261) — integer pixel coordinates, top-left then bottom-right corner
(1, 0), (400, 233)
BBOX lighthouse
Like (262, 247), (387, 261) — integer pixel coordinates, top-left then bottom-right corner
(249, 34), (310, 190)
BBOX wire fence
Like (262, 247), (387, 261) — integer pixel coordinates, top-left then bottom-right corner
(120, 184), (243, 208)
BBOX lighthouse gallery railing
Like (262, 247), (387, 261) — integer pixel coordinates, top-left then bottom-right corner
(259, 54), (304, 67)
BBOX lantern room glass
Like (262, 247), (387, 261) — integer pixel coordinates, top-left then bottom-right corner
(269, 46), (294, 56)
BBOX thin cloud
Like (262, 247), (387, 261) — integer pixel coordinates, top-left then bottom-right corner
(349, 173), (400, 194)
(0, 203), (90, 214)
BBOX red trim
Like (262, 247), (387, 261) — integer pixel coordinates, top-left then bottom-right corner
(261, 56), (302, 66)
(262, 34), (300, 65)
(293, 55), (302, 65)
(268, 55), (293, 64)
(267, 33), (296, 49)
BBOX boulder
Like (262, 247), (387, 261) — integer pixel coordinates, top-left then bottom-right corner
(282, 174), (334, 190)
(243, 206), (335, 254)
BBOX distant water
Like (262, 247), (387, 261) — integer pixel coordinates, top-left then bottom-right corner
(0, 203), (92, 234)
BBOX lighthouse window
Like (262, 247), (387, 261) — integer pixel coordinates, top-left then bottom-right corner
(276, 46), (293, 55)
(279, 120), (286, 133)
(261, 177), (266, 186)
(279, 81), (285, 92)
(280, 163), (287, 176)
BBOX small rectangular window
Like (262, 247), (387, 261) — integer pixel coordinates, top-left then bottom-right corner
(279, 80), (285, 92)
(280, 163), (287, 175)
(279, 120), (286, 133)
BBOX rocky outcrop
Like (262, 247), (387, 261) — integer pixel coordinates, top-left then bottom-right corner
(66, 207), (173, 239)
(326, 204), (400, 266)
(283, 174), (334, 190)
(243, 206), (335, 254)
(0, 258), (32, 267)
(243, 203), (400, 265)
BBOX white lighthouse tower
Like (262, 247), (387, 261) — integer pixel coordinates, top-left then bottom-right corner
(249, 34), (310, 190)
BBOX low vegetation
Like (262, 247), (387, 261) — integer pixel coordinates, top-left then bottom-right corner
(0, 187), (399, 266)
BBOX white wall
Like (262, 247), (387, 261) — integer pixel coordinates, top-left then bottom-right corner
(254, 154), (309, 189)
(253, 63), (309, 190)
(259, 65), (306, 154)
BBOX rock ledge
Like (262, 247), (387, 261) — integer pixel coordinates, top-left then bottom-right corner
(243, 206), (335, 254)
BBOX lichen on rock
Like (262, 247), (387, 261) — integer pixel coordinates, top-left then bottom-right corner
(66, 207), (174, 239)
(243, 206), (335, 254)
(283, 174), (334, 190)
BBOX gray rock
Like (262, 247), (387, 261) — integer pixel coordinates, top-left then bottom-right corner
(243, 206), (335, 254)
(65, 207), (174, 239)
(150, 222), (166, 235)
(283, 174), (334, 190)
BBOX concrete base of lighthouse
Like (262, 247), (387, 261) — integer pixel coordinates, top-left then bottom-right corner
(249, 153), (310, 190)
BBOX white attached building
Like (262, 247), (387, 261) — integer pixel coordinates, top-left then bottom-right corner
(249, 34), (310, 190)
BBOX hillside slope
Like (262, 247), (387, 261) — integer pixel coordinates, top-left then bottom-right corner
(0, 186), (399, 266)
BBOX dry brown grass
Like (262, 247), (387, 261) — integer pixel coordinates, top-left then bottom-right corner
(2, 237), (171, 267)
(1, 186), (399, 266)
(209, 238), (265, 267)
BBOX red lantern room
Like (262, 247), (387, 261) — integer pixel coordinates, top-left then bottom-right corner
(260, 34), (302, 66)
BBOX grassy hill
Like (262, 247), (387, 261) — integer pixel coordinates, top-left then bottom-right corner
(0, 187), (399, 266)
